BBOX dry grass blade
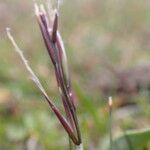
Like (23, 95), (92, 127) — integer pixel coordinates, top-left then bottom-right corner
(6, 28), (48, 99)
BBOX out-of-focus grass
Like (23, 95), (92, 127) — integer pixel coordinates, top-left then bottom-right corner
(0, 0), (150, 149)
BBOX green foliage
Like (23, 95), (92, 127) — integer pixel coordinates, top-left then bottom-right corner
(101, 128), (150, 150)
(0, 107), (68, 149)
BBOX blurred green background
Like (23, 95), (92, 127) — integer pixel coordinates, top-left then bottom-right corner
(0, 0), (150, 149)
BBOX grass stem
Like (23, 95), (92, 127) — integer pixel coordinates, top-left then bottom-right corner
(109, 97), (113, 150)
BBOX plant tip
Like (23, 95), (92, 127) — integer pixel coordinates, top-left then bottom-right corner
(6, 27), (11, 34)
(34, 2), (39, 16)
(109, 96), (112, 107)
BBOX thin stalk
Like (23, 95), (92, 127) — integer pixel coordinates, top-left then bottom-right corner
(109, 97), (113, 150)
